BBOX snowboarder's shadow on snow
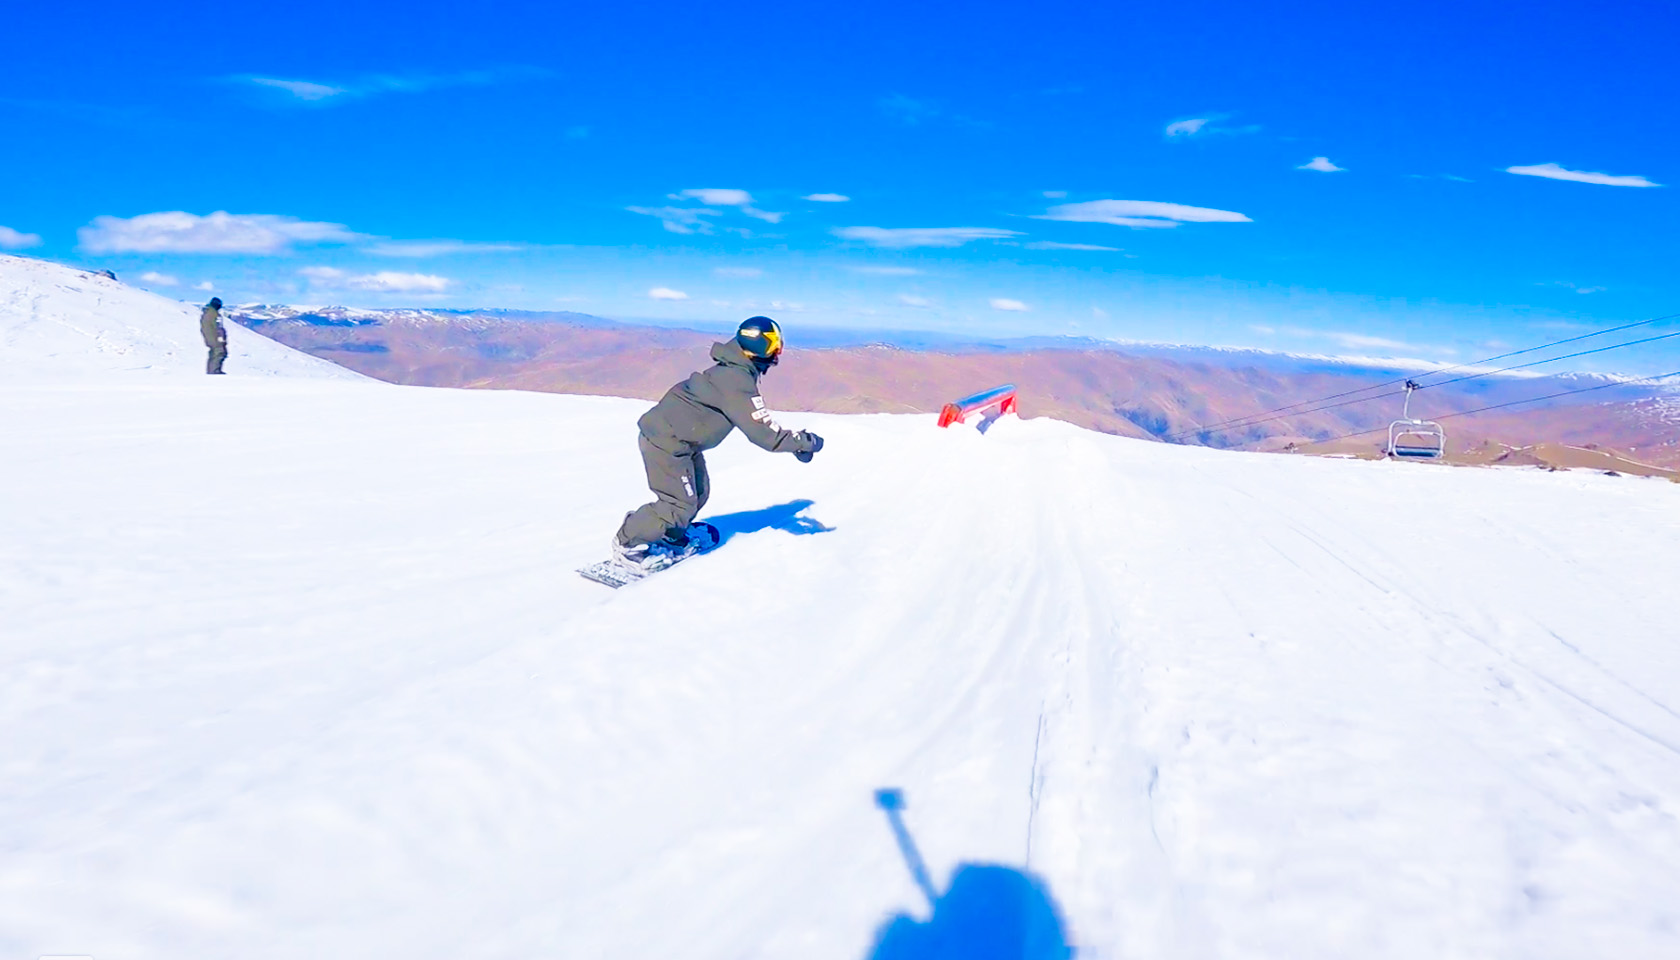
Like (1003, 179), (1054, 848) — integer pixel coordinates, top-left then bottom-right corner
(864, 788), (1073, 960)
(703, 499), (834, 545)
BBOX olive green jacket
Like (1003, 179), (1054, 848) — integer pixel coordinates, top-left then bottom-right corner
(637, 341), (815, 455)
(200, 305), (226, 348)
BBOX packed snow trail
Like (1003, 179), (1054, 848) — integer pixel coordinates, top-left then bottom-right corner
(5, 258), (1680, 958)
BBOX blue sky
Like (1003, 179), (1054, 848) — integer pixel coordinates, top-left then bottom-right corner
(4, 0), (1677, 371)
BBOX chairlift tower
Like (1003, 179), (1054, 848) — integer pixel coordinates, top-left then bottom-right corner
(1387, 380), (1446, 459)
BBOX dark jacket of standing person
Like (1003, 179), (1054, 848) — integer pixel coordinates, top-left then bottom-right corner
(200, 298), (227, 375)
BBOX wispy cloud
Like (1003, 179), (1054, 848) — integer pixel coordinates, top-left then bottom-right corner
(832, 226), (1021, 248)
(1506, 162), (1661, 187)
(194, 281), (215, 291)
(1025, 241), (1120, 251)
(242, 66), (549, 105)
(138, 271), (179, 287)
(1042, 190), (1068, 199)
(364, 239), (525, 256)
(880, 93), (939, 125)
(301, 266), (451, 293)
(648, 287), (689, 301)
(1035, 199), (1252, 229)
(1164, 114), (1259, 139)
(714, 266), (763, 278)
(897, 294), (933, 307)
(848, 265), (923, 275)
(1541, 280), (1608, 295)
(802, 193), (850, 202)
(669, 188), (784, 223)
(0, 225), (43, 249)
(1329, 332), (1410, 350)
(671, 188), (752, 206)
(79, 211), (362, 254)
(627, 205), (721, 234)
(249, 77), (346, 101)
(990, 298), (1030, 312)
(1298, 156), (1345, 173)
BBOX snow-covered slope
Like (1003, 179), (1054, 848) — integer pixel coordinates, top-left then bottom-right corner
(5, 269), (1680, 959)
(0, 254), (363, 380)
(4, 364), (1680, 959)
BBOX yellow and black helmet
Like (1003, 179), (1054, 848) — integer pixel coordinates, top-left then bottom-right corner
(736, 316), (783, 364)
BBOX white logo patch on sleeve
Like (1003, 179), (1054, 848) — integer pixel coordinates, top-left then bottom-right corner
(751, 396), (766, 410)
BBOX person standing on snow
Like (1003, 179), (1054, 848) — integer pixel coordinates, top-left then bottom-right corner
(200, 297), (228, 375)
(613, 316), (823, 568)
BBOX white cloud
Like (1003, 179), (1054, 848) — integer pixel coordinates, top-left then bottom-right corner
(832, 226), (1022, 248)
(348, 271), (450, 293)
(1025, 241), (1120, 251)
(1042, 190), (1068, 199)
(1298, 156), (1345, 173)
(1035, 199), (1252, 229)
(300, 266), (449, 293)
(648, 287), (689, 301)
(194, 281), (215, 291)
(1506, 162), (1660, 188)
(0, 225), (43, 249)
(990, 298), (1029, 312)
(714, 266), (763, 278)
(897, 294), (933, 307)
(138, 271), (179, 286)
(669, 188), (785, 223)
(1330, 332), (1409, 350)
(1542, 280), (1608, 295)
(627, 205), (721, 234)
(803, 193), (850, 202)
(848, 265), (923, 275)
(881, 93), (938, 125)
(1163, 115), (1259, 139)
(79, 211), (361, 254)
(672, 188), (753, 206)
(246, 67), (549, 104)
(250, 77), (347, 101)
(364, 239), (524, 256)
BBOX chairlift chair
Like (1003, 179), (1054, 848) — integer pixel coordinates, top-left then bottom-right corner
(1387, 380), (1446, 459)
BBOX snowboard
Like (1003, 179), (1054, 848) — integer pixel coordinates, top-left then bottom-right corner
(578, 522), (722, 589)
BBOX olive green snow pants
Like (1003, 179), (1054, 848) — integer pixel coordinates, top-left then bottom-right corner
(206, 339), (227, 374)
(616, 434), (710, 547)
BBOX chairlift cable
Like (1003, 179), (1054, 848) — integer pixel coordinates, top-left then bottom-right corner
(1162, 310), (1680, 442)
(1297, 367), (1680, 449)
(1415, 329), (1680, 391)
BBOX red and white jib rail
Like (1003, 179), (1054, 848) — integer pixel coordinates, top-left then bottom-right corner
(937, 384), (1018, 427)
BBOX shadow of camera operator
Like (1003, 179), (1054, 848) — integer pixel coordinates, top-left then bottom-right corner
(865, 788), (1073, 960)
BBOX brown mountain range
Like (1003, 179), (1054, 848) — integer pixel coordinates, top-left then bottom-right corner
(232, 307), (1680, 476)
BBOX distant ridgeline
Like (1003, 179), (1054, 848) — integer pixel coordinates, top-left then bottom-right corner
(228, 305), (1680, 471)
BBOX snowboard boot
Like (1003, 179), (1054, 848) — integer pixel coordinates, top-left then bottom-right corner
(612, 537), (656, 569)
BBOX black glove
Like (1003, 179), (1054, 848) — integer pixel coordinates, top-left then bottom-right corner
(794, 432), (824, 463)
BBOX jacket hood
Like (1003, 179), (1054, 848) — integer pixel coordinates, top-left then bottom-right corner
(710, 339), (761, 372)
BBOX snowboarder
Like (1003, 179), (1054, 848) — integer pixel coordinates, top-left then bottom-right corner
(200, 297), (227, 375)
(612, 316), (823, 569)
